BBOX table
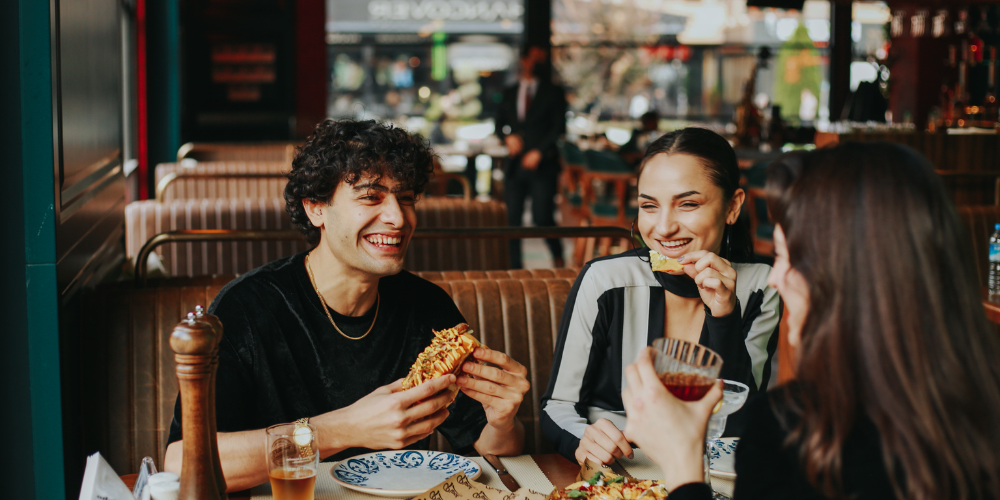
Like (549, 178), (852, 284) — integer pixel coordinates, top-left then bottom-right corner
(122, 454), (579, 500)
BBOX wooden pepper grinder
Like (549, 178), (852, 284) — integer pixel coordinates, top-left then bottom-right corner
(171, 312), (227, 500)
(195, 305), (227, 498)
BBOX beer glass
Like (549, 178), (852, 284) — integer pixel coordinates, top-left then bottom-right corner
(266, 422), (318, 500)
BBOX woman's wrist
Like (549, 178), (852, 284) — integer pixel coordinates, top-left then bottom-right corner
(649, 441), (705, 491)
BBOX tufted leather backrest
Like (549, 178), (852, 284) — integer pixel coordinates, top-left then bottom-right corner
(957, 205), (1000, 288)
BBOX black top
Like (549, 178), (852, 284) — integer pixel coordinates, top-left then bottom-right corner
(166, 253), (488, 461)
(541, 248), (781, 461)
(495, 78), (567, 175)
(668, 384), (895, 500)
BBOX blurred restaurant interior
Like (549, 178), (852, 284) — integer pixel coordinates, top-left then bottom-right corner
(3, 0), (1000, 498)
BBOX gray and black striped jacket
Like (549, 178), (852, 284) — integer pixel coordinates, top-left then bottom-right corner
(540, 248), (782, 460)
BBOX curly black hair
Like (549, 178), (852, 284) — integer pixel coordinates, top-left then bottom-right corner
(284, 119), (434, 246)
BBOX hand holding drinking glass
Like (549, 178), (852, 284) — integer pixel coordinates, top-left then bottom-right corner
(621, 341), (722, 492)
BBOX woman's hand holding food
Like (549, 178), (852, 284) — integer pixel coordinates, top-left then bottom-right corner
(457, 347), (530, 431)
(574, 418), (634, 465)
(674, 250), (738, 317)
(320, 375), (454, 452)
(621, 348), (722, 491)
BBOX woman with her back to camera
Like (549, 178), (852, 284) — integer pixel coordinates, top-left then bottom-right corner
(540, 128), (782, 465)
(622, 142), (1000, 500)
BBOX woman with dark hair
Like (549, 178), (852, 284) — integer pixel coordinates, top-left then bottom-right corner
(540, 128), (782, 464)
(622, 142), (1000, 500)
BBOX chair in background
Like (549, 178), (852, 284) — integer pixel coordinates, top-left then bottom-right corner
(741, 160), (774, 258)
(743, 186), (774, 257)
(581, 149), (637, 228)
(558, 141), (588, 226)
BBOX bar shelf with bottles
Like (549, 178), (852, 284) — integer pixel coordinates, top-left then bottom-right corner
(930, 6), (999, 132)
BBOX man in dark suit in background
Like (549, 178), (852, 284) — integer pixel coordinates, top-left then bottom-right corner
(496, 45), (567, 269)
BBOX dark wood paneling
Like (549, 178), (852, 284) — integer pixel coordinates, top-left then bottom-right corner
(53, 0), (126, 296)
(53, 1), (128, 497)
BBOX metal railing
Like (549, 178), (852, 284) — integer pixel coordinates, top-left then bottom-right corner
(134, 226), (633, 286)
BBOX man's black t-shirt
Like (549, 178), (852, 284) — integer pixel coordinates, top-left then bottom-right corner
(166, 252), (488, 461)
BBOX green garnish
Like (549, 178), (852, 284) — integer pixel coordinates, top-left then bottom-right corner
(587, 472), (603, 485)
(607, 475), (624, 483)
(567, 490), (588, 498)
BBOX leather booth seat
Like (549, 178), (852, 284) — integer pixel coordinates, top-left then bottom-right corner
(78, 270), (579, 473)
(125, 197), (510, 277)
(154, 161), (288, 202)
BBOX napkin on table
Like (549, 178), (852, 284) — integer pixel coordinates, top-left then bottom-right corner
(78, 452), (135, 500)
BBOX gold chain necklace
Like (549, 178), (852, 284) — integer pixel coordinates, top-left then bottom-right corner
(304, 254), (379, 341)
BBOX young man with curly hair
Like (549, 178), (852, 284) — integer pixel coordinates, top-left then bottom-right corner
(164, 120), (529, 491)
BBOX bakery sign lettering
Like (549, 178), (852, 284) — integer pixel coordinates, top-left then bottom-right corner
(368, 1), (524, 22)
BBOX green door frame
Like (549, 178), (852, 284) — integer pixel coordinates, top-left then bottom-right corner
(18, 0), (65, 498)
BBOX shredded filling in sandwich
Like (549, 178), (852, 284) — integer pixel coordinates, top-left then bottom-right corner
(402, 323), (481, 390)
(649, 250), (683, 273)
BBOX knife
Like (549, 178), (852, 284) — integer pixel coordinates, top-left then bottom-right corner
(484, 454), (521, 491)
(609, 459), (634, 479)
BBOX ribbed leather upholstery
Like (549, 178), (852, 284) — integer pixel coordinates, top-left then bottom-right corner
(176, 142), (298, 163)
(125, 197), (510, 277)
(415, 268), (579, 282)
(125, 198), (305, 277)
(154, 162), (287, 201)
(431, 278), (576, 454)
(957, 205), (1000, 288)
(81, 272), (576, 473)
(403, 198), (510, 272)
(77, 276), (234, 475)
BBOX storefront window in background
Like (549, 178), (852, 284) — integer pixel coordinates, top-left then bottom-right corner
(325, 1), (523, 144)
(552, 0), (891, 139)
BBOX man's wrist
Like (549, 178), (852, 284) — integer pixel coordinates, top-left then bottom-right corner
(313, 409), (352, 455)
(487, 418), (517, 434)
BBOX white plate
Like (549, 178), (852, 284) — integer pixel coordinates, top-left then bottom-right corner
(330, 450), (482, 497)
(709, 438), (738, 479)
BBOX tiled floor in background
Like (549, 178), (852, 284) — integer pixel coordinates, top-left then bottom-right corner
(518, 198), (574, 269)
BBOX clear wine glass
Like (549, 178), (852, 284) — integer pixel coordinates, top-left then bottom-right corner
(705, 380), (749, 500)
(649, 338), (725, 493)
(650, 338), (722, 402)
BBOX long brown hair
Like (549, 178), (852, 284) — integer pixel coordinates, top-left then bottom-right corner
(765, 143), (1000, 500)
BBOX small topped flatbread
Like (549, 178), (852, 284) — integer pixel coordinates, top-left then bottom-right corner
(402, 323), (482, 399)
(649, 250), (683, 273)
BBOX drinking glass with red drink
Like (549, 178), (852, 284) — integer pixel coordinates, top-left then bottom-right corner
(266, 422), (319, 500)
(649, 338), (723, 493)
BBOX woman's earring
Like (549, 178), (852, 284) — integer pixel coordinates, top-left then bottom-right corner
(631, 218), (649, 262)
(725, 224), (732, 259)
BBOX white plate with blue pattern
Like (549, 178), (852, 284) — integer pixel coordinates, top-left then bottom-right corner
(330, 450), (482, 497)
(709, 437), (738, 479)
